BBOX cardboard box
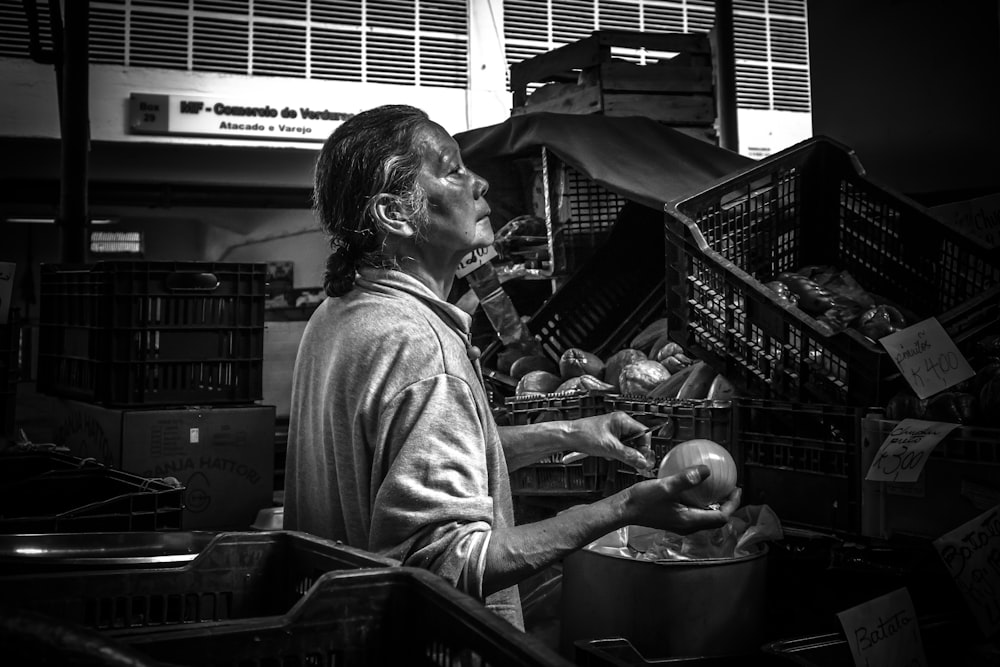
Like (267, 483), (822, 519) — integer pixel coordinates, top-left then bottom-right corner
(55, 401), (276, 531)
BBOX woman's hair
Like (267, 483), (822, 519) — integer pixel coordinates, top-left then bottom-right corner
(314, 104), (431, 296)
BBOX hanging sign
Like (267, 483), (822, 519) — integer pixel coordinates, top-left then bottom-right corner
(864, 419), (960, 483)
(879, 317), (975, 399)
(934, 505), (1000, 637)
(129, 93), (353, 142)
(455, 245), (498, 279)
(836, 588), (927, 667)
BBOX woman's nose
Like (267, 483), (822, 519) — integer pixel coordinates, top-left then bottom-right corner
(473, 170), (489, 198)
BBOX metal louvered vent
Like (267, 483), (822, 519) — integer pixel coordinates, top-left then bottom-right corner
(503, 0), (810, 113)
(0, 0), (468, 89)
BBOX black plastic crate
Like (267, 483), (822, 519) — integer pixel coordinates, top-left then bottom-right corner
(733, 398), (869, 534)
(0, 311), (20, 440)
(0, 531), (398, 631)
(601, 397), (734, 494)
(482, 201), (668, 371)
(575, 638), (781, 666)
(37, 261), (266, 407)
(506, 390), (610, 495)
(664, 136), (1000, 407)
(860, 417), (1000, 540)
(121, 567), (573, 667)
(0, 451), (184, 533)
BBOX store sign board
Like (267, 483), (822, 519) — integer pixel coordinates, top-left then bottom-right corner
(129, 93), (352, 142)
(836, 588), (927, 667)
(878, 317), (975, 399)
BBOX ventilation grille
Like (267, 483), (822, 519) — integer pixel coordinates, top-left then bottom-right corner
(504, 0), (810, 113)
(0, 0), (469, 89)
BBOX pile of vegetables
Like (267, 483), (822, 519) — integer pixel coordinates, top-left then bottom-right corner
(764, 265), (915, 342)
(884, 333), (1000, 427)
(509, 318), (736, 401)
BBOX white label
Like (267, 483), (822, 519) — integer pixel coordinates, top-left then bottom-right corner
(865, 419), (960, 483)
(879, 317), (975, 399)
(455, 245), (498, 279)
(837, 588), (927, 667)
(189, 428), (200, 444)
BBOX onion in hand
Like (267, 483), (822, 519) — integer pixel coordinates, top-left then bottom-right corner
(657, 438), (737, 508)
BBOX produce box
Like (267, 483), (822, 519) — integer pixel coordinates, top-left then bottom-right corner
(664, 136), (1000, 407)
(0, 450), (183, 533)
(120, 568), (574, 667)
(733, 398), (870, 534)
(602, 396), (734, 494)
(860, 417), (1000, 540)
(54, 400), (275, 531)
(511, 29), (716, 142)
(0, 531), (397, 632)
(38, 261), (266, 407)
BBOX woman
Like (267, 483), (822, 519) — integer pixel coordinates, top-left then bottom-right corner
(285, 105), (741, 630)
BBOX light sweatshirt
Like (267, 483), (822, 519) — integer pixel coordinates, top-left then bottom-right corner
(285, 268), (523, 629)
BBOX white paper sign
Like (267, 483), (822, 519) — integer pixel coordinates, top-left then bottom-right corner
(879, 317), (975, 399)
(837, 588), (927, 667)
(934, 505), (1000, 637)
(0, 262), (14, 324)
(455, 244), (498, 279)
(865, 419), (961, 483)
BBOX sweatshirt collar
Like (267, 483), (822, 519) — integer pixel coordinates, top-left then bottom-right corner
(356, 267), (473, 335)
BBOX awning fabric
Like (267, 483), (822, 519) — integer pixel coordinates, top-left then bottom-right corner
(455, 112), (754, 212)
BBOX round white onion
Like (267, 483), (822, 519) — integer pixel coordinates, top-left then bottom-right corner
(657, 438), (737, 507)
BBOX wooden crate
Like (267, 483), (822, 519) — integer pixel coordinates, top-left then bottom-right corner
(510, 30), (717, 137)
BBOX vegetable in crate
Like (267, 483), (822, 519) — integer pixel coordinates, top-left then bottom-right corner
(604, 348), (647, 391)
(509, 354), (559, 380)
(649, 361), (702, 399)
(856, 304), (907, 341)
(676, 362), (719, 400)
(559, 348), (606, 380)
(630, 318), (670, 354)
(515, 370), (562, 395)
(555, 374), (615, 394)
(776, 273), (837, 315)
(764, 280), (798, 308)
(619, 360), (672, 396)
(924, 391), (978, 425)
(657, 439), (737, 508)
(651, 338), (694, 374)
(979, 373), (1000, 426)
(885, 389), (927, 421)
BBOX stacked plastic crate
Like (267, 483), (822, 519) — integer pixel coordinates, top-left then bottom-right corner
(34, 261), (276, 531)
(663, 136), (1000, 539)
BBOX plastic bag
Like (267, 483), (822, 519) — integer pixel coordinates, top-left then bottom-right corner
(586, 504), (783, 562)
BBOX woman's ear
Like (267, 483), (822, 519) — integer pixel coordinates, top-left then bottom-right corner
(371, 193), (416, 239)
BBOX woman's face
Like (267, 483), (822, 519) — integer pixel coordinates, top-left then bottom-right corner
(412, 121), (493, 262)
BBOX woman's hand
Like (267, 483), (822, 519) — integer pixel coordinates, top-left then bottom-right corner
(565, 411), (654, 470)
(622, 465), (742, 535)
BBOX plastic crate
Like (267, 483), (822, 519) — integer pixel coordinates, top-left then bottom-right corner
(0, 530), (398, 631)
(120, 567), (573, 667)
(505, 390), (610, 495)
(575, 638), (781, 666)
(601, 396), (734, 494)
(664, 136), (1000, 407)
(38, 261), (266, 407)
(0, 311), (19, 440)
(860, 417), (1000, 540)
(0, 451), (184, 533)
(482, 201), (668, 371)
(733, 398), (869, 534)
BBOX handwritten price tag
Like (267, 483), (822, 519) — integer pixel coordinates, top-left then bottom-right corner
(837, 588), (927, 667)
(0, 262), (14, 324)
(455, 245), (498, 279)
(934, 505), (1000, 637)
(865, 419), (960, 483)
(879, 318), (974, 399)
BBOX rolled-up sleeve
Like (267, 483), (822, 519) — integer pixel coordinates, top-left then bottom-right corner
(369, 374), (494, 599)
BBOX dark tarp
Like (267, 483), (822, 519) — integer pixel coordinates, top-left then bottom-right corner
(455, 112), (754, 212)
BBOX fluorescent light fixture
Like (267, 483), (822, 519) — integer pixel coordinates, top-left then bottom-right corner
(6, 217), (117, 225)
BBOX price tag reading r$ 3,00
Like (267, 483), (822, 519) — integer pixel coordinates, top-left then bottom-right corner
(865, 419), (960, 483)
